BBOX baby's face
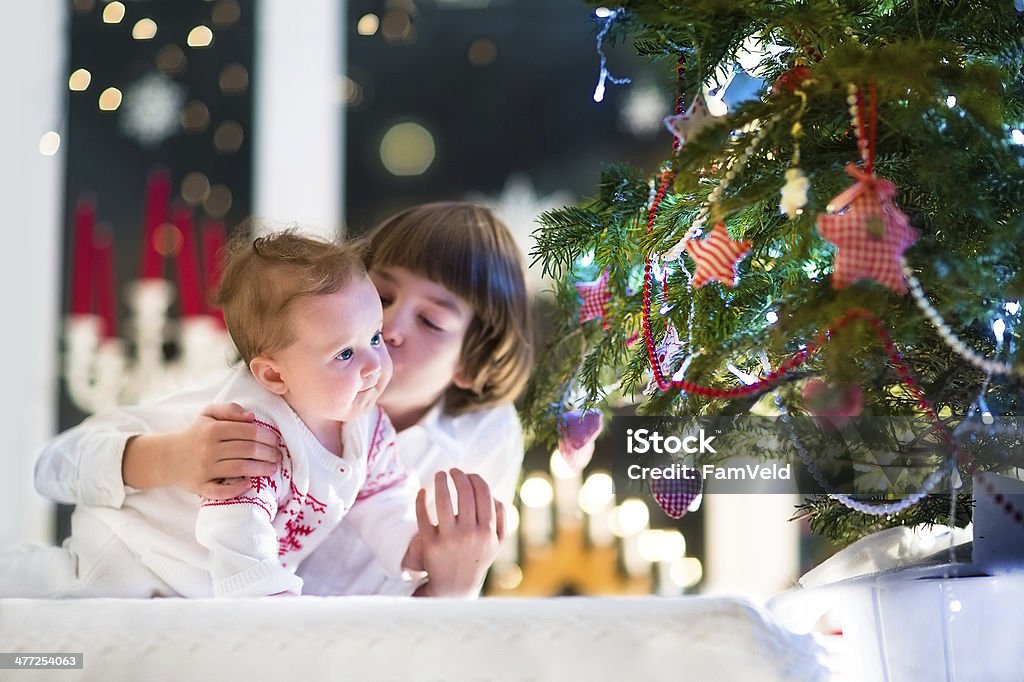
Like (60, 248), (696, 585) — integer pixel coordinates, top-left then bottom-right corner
(272, 275), (393, 436)
(370, 266), (474, 425)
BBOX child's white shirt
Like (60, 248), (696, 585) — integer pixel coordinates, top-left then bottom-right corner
(34, 376), (523, 596)
(297, 400), (524, 596)
(48, 368), (417, 597)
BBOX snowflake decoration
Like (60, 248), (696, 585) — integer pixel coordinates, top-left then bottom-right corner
(120, 72), (185, 149)
(645, 324), (684, 395)
(468, 174), (573, 296)
(620, 81), (669, 138)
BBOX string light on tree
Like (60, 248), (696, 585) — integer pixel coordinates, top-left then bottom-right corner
(525, 0), (1024, 550)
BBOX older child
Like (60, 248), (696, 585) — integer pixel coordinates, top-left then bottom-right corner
(34, 202), (532, 597)
(7, 232), (424, 598)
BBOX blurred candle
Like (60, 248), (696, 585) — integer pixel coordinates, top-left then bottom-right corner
(70, 198), (95, 314)
(201, 219), (226, 320)
(493, 505), (519, 568)
(638, 529), (686, 595)
(578, 472), (615, 547)
(550, 451), (582, 525)
(519, 474), (554, 548)
(612, 498), (651, 578)
(141, 169), (170, 279)
(172, 203), (202, 316)
(93, 226), (117, 338)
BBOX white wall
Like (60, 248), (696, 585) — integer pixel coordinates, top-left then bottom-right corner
(253, 0), (344, 238)
(0, 0), (66, 545)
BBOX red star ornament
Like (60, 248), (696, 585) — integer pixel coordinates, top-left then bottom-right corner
(684, 221), (753, 288)
(576, 268), (611, 325)
(663, 93), (717, 148)
(816, 166), (918, 293)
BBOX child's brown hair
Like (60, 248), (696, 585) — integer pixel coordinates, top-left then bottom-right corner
(214, 228), (367, 364)
(366, 202), (532, 415)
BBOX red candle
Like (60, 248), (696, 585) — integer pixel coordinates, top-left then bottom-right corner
(93, 226), (118, 338)
(201, 219), (226, 322)
(141, 169), (170, 279)
(172, 203), (203, 317)
(70, 198), (95, 315)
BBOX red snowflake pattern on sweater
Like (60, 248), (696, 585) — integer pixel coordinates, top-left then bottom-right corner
(357, 410), (408, 500)
(278, 509), (316, 556)
(202, 419), (331, 558)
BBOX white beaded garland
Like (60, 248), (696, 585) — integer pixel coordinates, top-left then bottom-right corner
(662, 115), (782, 261)
(774, 392), (955, 515)
(902, 257), (1023, 377)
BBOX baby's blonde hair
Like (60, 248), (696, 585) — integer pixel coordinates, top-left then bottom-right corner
(214, 228), (367, 363)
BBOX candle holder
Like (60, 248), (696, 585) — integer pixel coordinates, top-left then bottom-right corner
(65, 171), (233, 414)
(64, 279), (235, 414)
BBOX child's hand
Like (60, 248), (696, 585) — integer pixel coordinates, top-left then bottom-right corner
(123, 403), (282, 498)
(413, 468), (506, 598)
(402, 533), (425, 572)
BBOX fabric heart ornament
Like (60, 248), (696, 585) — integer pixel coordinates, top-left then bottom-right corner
(650, 472), (703, 519)
(575, 268), (611, 327)
(802, 379), (863, 431)
(557, 410), (603, 472)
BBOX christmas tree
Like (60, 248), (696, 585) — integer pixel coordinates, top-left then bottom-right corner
(525, 0), (1024, 545)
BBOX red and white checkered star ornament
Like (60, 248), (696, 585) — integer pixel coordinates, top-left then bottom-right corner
(684, 221), (753, 288)
(576, 268), (611, 325)
(817, 163), (918, 293)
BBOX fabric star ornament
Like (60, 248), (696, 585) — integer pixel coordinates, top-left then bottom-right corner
(816, 163), (918, 293)
(644, 324), (684, 395)
(651, 471), (703, 519)
(557, 410), (603, 472)
(663, 93), (717, 148)
(684, 221), (753, 288)
(576, 268), (611, 325)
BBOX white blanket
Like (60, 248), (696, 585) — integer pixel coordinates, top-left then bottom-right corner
(0, 596), (825, 681)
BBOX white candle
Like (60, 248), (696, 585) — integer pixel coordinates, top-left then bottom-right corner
(579, 472), (615, 547)
(586, 506), (614, 547)
(621, 533), (650, 579)
(493, 505), (520, 568)
(550, 451), (582, 526)
(656, 559), (680, 596)
(519, 474), (554, 549)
